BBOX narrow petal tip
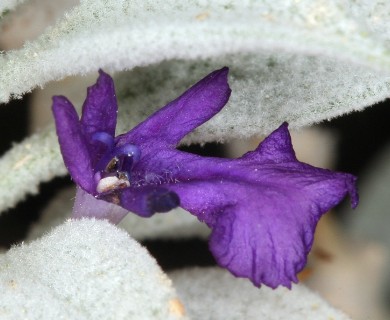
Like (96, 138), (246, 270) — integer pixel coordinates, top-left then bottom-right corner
(52, 95), (72, 112)
(213, 66), (229, 77)
(97, 68), (114, 84)
(52, 95), (95, 193)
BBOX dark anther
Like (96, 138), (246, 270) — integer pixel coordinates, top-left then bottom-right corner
(105, 157), (119, 173)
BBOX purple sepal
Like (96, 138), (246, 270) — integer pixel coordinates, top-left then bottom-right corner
(73, 187), (128, 224)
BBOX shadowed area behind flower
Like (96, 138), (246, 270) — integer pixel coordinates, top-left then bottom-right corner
(52, 68), (358, 288)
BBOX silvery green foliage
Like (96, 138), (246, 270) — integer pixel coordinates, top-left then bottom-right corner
(0, 126), (66, 212)
(171, 268), (351, 320)
(114, 57), (389, 144)
(0, 219), (186, 320)
(1, 0), (390, 214)
(1, 0), (390, 104)
(119, 207), (210, 240)
(0, 218), (351, 319)
(0, 0), (390, 105)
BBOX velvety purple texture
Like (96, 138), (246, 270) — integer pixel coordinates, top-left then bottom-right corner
(52, 68), (358, 288)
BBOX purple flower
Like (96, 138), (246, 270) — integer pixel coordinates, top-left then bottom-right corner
(52, 68), (358, 288)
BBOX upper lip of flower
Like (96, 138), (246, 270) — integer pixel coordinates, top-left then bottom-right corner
(52, 67), (358, 288)
(52, 67), (232, 217)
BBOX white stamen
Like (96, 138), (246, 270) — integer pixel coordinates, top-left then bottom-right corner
(96, 176), (130, 193)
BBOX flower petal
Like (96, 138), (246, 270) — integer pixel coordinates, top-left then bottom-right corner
(120, 67), (231, 147)
(208, 187), (322, 288)
(164, 124), (358, 287)
(80, 70), (118, 147)
(52, 96), (95, 193)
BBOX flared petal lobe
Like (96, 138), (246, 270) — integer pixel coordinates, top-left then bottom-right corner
(120, 67), (231, 147)
(166, 124), (358, 287)
(52, 96), (95, 193)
